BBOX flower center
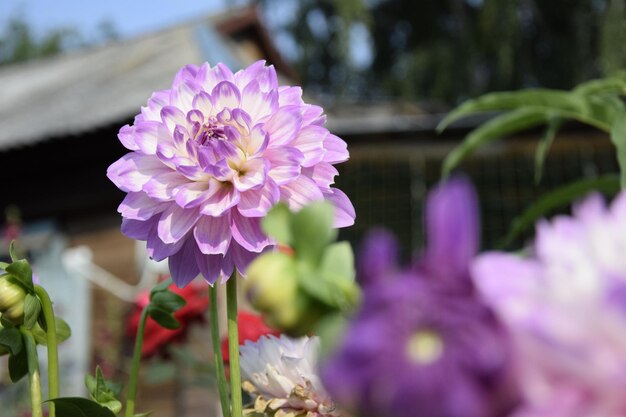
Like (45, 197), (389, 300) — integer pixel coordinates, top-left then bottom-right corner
(195, 116), (226, 146)
(406, 330), (444, 365)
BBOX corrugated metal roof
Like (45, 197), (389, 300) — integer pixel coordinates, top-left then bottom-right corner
(0, 15), (250, 151)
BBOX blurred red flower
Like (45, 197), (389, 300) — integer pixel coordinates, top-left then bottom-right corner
(127, 279), (209, 358)
(221, 311), (280, 365)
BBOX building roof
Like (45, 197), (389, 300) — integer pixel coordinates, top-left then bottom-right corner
(0, 6), (295, 151)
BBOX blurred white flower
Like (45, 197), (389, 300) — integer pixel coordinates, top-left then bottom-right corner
(240, 334), (343, 417)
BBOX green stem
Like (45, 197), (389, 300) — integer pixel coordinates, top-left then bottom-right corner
(226, 277), (242, 417)
(20, 328), (43, 417)
(125, 307), (149, 417)
(34, 285), (58, 417)
(209, 285), (231, 417)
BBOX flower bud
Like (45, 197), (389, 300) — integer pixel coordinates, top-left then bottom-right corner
(244, 252), (300, 330)
(0, 276), (26, 325)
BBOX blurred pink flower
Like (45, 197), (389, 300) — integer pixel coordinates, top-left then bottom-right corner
(473, 192), (626, 416)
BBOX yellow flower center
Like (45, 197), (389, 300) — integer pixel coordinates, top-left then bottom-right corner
(406, 330), (444, 364)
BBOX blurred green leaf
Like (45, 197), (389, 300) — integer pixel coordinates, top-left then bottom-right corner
(5, 260), (34, 292)
(32, 317), (71, 346)
(261, 203), (293, 245)
(150, 291), (186, 313)
(149, 278), (173, 297)
(85, 366), (122, 414)
(534, 117), (563, 184)
(573, 76), (626, 96)
(22, 293), (41, 329)
(0, 327), (22, 355)
(8, 340), (28, 383)
(46, 397), (117, 417)
(9, 241), (18, 262)
(315, 313), (348, 359)
(319, 242), (355, 283)
(437, 89), (587, 131)
(499, 174), (621, 248)
(147, 306), (180, 330)
(291, 201), (337, 265)
(442, 108), (549, 176)
(610, 108), (626, 188)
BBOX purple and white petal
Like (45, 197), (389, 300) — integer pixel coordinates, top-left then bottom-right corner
(195, 251), (224, 285)
(199, 180), (241, 217)
(161, 106), (188, 134)
(291, 125), (327, 167)
(169, 239), (201, 287)
(118, 125), (140, 151)
(264, 106), (302, 148)
(279, 175), (325, 211)
(233, 158), (268, 192)
(146, 227), (186, 261)
(107, 154), (171, 192)
(231, 210), (274, 253)
(238, 177), (280, 217)
(264, 147), (304, 185)
(229, 241), (270, 277)
(323, 134), (349, 164)
(323, 187), (355, 228)
(194, 214), (232, 255)
(302, 163), (338, 191)
(157, 204), (200, 244)
(212, 81), (241, 110)
(121, 217), (157, 241)
(118, 192), (165, 220)
(143, 170), (189, 201)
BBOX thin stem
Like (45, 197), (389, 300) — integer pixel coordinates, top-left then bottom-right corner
(125, 307), (149, 417)
(209, 285), (231, 417)
(20, 328), (43, 417)
(34, 285), (58, 417)
(226, 276), (242, 417)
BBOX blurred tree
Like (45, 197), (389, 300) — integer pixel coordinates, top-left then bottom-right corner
(260, 0), (624, 105)
(0, 15), (119, 66)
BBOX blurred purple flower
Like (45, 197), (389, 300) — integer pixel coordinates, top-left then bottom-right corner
(322, 177), (517, 417)
(473, 192), (626, 417)
(108, 61), (354, 286)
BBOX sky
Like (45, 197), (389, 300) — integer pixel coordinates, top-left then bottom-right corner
(0, 0), (233, 40)
(0, 0), (372, 69)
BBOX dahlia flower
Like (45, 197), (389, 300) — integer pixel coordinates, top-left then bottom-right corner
(107, 61), (355, 286)
(322, 178), (517, 417)
(472, 191), (626, 417)
(239, 334), (343, 417)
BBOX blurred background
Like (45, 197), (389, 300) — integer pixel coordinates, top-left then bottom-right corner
(0, 0), (623, 415)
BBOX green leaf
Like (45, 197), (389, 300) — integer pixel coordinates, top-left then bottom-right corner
(9, 241), (19, 262)
(5, 260), (34, 292)
(23, 293), (41, 329)
(291, 202), (337, 265)
(261, 203), (293, 245)
(0, 327), (23, 355)
(573, 76), (626, 96)
(46, 397), (117, 417)
(534, 117), (564, 184)
(84, 366), (123, 414)
(150, 291), (186, 313)
(147, 306), (180, 330)
(318, 242), (355, 283)
(437, 89), (585, 131)
(8, 341), (28, 383)
(149, 278), (173, 297)
(0, 261), (9, 270)
(610, 108), (626, 188)
(442, 108), (549, 177)
(314, 313), (348, 359)
(32, 317), (72, 346)
(498, 174), (621, 248)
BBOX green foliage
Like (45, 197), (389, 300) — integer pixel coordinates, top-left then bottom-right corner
(247, 202), (359, 336)
(46, 397), (117, 417)
(31, 316), (71, 346)
(438, 73), (626, 186)
(146, 279), (186, 330)
(498, 175), (621, 248)
(8, 333), (28, 383)
(85, 366), (123, 414)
